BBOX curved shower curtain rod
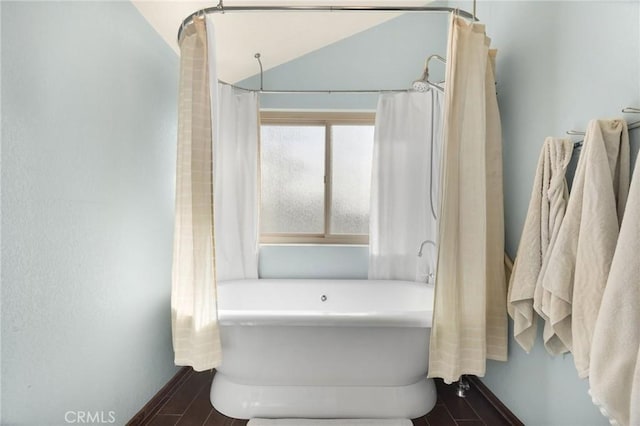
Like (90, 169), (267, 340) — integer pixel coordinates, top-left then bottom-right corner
(176, 0), (478, 43)
(218, 51), (446, 95)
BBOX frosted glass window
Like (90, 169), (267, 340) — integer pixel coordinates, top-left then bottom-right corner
(330, 125), (374, 235)
(260, 125), (325, 234)
(259, 112), (375, 243)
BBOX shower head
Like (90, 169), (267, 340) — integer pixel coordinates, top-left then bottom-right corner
(412, 79), (430, 93)
(412, 54), (447, 93)
(411, 65), (430, 92)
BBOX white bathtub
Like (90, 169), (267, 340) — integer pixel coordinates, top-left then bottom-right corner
(210, 279), (437, 420)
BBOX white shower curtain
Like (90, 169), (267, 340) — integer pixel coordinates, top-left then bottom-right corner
(171, 16), (259, 371)
(369, 90), (443, 282)
(428, 15), (507, 383)
(214, 84), (259, 282)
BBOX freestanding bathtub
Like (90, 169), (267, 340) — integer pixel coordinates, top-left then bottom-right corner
(210, 279), (436, 419)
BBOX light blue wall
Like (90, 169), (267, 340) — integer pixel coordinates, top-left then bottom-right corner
(260, 245), (368, 279)
(239, 11), (449, 110)
(462, 0), (640, 256)
(1, 2), (179, 424)
(247, 2), (640, 425)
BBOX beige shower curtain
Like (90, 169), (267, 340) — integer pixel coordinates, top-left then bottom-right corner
(171, 17), (221, 371)
(428, 15), (507, 383)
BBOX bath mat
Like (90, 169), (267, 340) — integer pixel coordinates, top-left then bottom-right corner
(247, 420), (412, 426)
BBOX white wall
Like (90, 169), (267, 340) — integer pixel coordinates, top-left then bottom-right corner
(1, 2), (179, 424)
(244, 2), (640, 425)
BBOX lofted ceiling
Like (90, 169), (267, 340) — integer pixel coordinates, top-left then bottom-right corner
(132, 0), (433, 83)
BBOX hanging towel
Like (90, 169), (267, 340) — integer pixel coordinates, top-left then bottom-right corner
(540, 119), (630, 377)
(589, 153), (640, 426)
(507, 137), (573, 353)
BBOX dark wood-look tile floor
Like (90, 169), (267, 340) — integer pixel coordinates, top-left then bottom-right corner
(137, 369), (516, 426)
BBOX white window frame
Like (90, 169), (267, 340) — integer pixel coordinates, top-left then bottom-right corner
(259, 111), (375, 245)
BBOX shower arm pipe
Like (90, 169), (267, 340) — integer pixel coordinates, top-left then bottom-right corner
(416, 54), (446, 77)
(422, 54), (447, 94)
(177, 1), (478, 43)
(427, 54), (447, 67)
(566, 107), (640, 148)
(413, 54), (446, 86)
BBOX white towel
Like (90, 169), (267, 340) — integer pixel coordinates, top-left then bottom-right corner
(589, 152), (640, 426)
(540, 119), (630, 377)
(508, 137), (573, 353)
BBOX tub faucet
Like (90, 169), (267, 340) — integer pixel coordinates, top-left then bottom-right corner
(418, 239), (436, 257)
